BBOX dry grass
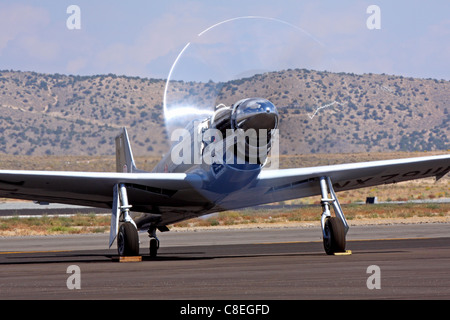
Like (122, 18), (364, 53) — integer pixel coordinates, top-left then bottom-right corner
(0, 154), (161, 172)
(0, 214), (110, 236)
(172, 203), (450, 229)
(283, 178), (450, 206)
(0, 203), (448, 236)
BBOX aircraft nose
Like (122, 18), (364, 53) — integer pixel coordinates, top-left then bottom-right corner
(231, 98), (278, 131)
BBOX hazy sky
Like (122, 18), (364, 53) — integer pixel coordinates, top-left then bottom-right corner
(0, 0), (448, 80)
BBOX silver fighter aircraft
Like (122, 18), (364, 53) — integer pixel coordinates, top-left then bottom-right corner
(0, 98), (449, 256)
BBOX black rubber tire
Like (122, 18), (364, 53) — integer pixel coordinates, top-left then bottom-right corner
(117, 222), (139, 256)
(149, 238), (159, 258)
(323, 217), (346, 255)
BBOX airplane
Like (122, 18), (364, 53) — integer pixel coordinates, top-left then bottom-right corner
(0, 97), (449, 257)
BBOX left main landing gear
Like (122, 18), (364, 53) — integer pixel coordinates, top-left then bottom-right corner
(319, 177), (349, 255)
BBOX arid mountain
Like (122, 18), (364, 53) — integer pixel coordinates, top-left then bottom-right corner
(0, 69), (448, 157)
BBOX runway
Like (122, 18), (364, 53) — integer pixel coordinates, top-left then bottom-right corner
(1, 223), (450, 301)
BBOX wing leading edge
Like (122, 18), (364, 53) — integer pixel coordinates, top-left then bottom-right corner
(0, 170), (204, 209)
(216, 154), (450, 210)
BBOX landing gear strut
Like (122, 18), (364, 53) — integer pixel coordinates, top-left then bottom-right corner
(116, 184), (139, 256)
(148, 226), (160, 258)
(110, 183), (165, 258)
(319, 177), (349, 255)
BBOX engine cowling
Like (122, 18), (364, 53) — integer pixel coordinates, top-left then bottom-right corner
(231, 98), (278, 132)
(230, 98), (278, 165)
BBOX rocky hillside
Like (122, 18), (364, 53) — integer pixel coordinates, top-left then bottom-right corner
(0, 69), (448, 157)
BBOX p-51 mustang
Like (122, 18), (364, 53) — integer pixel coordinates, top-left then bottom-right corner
(0, 98), (449, 256)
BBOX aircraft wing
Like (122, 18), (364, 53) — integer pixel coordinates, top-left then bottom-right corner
(0, 170), (205, 211)
(217, 154), (450, 209)
(0, 154), (448, 224)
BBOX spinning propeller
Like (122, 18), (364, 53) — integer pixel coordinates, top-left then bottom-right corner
(162, 16), (337, 151)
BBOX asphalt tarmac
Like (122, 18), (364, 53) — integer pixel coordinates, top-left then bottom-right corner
(1, 223), (449, 301)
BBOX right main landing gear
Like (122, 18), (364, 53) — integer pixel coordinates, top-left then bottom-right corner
(322, 217), (346, 255)
(319, 177), (349, 255)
